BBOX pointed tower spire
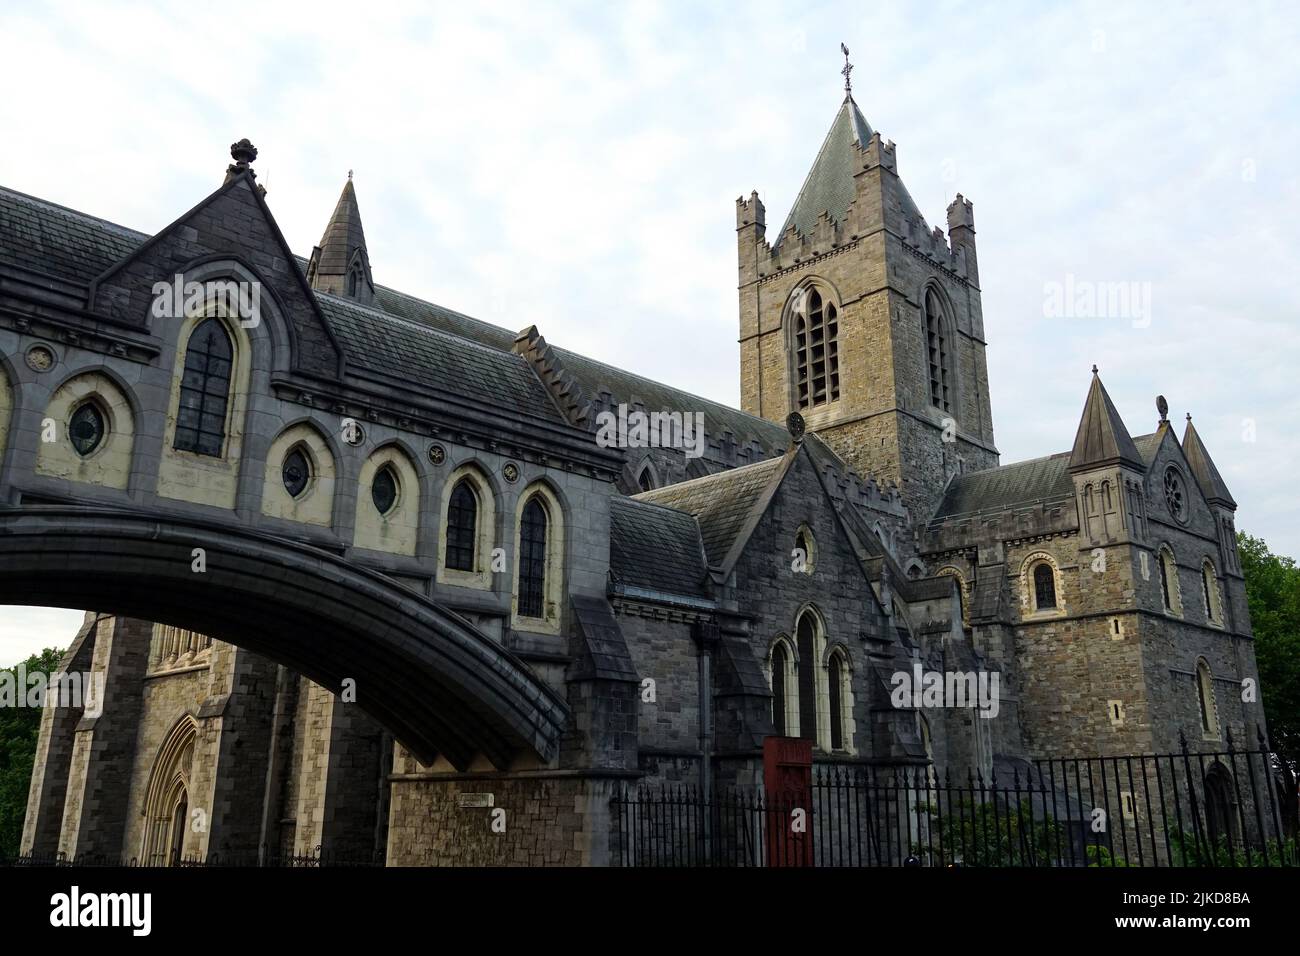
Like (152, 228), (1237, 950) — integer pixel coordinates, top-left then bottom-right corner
(1182, 415), (1237, 508)
(306, 175), (374, 304)
(1069, 367), (1143, 472)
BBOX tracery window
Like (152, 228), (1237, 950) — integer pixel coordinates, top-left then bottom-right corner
(923, 287), (952, 412)
(174, 318), (233, 457)
(446, 479), (478, 572)
(518, 496), (549, 618)
(794, 288), (840, 409)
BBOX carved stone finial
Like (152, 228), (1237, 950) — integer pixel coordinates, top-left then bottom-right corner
(230, 138), (257, 166)
(226, 138), (258, 183)
(348, 169), (353, 181)
(1091, 364), (1098, 375)
(1156, 395), (1169, 424)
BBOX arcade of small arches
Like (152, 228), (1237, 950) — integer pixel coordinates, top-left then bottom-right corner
(0, 307), (568, 634)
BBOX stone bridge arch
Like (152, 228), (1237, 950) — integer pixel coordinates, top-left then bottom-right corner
(0, 504), (569, 770)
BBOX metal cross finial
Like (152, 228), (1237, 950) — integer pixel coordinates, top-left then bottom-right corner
(841, 43), (853, 95)
(347, 169), (353, 181)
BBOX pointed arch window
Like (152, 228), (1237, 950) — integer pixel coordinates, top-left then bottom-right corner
(923, 287), (952, 412)
(771, 642), (790, 735)
(175, 318), (233, 457)
(1159, 546), (1182, 615)
(1196, 658), (1219, 739)
(1201, 559), (1223, 626)
(518, 496), (549, 618)
(446, 479), (479, 572)
(636, 464), (656, 492)
(795, 613), (818, 744)
(828, 651), (845, 751)
(794, 288), (840, 410)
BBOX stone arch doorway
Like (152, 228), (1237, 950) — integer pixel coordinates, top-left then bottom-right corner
(142, 716), (197, 866)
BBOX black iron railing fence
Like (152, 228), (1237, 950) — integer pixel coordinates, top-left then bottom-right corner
(0, 845), (384, 868)
(613, 730), (1299, 867)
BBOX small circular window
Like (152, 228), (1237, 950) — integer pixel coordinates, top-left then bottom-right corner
(372, 465), (398, 515)
(1164, 467), (1187, 524)
(282, 448), (311, 498)
(69, 402), (106, 457)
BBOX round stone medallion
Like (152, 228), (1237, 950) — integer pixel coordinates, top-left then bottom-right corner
(502, 461), (520, 483)
(25, 344), (55, 373)
(428, 443), (447, 466)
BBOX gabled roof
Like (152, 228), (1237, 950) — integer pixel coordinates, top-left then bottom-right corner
(315, 178), (369, 278)
(775, 95), (873, 248)
(0, 179), (788, 461)
(1068, 370), (1143, 471)
(608, 496), (711, 601)
(634, 453), (789, 569)
(1182, 417), (1236, 508)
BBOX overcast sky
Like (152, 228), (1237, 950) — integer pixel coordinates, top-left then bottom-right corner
(1, 0), (1296, 666)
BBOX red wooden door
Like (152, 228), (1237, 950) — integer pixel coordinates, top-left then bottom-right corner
(764, 736), (813, 866)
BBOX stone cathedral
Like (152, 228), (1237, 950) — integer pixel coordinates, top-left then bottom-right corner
(6, 74), (1265, 866)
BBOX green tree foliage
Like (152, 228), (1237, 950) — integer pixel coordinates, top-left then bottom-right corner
(1237, 533), (1300, 755)
(0, 647), (65, 859)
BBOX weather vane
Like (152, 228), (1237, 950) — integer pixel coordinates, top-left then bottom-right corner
(841, 43), (853, 95)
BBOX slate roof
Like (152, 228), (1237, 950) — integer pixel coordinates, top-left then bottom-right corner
(1068, 371), (1142, 470)
(933, 451), (1075, 520)
(608, 496), (710, 599)
(935, 429), (1171, 522)
(776, 96), (874, 247)
(0, 186), (147, 283)
(373, 284), (789, 457)
(774, 95), (927, 249)
(1, 182), (791, 461)
(633, 455), (786, 567)
(317, 293), (565, 422)
(315, 179), (368, 277)
(1182, 419), (1236, 507)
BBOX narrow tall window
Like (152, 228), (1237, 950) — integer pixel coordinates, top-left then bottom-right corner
(796, 614), (818, 744)
(794, 288), (839, 410)
(1159, 549), (1177, 612)
(636, 466), (656, 492)
(924, 288), (952, 412)
(1202, 561), (1221, 624)
(175, 318), (233, 457)
(828, 653), (844, 751)
(771, 643), (789, 735)
(1197, 660), (1218, 738)
(519, 496), (548, 618)
(446, 479), (478, 572)
(1033, 563), (1057, 610)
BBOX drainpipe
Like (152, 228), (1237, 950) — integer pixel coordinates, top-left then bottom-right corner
(693, 620), (720, 796)
(257, 664), (294, 864)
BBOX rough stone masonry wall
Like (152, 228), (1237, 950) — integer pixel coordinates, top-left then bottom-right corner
(617, 612), (701, 786)
(728, 450), (890, 759)
(385, 767), (621, 866)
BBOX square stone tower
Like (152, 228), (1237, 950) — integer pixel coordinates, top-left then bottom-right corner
(737, 88), (999, 522)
